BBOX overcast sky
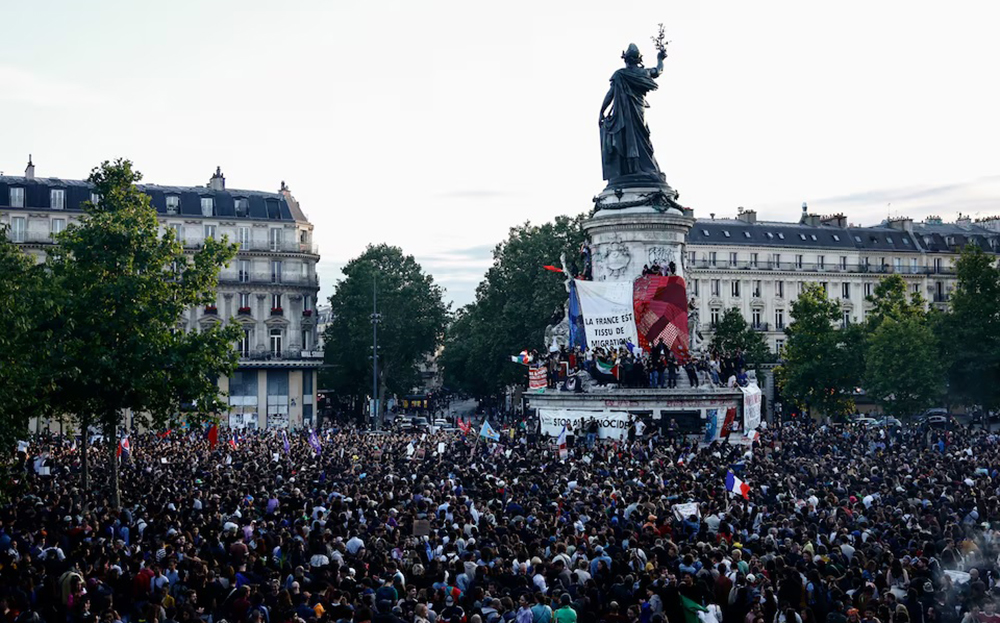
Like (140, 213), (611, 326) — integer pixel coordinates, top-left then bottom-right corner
(2, 1), (998, 307)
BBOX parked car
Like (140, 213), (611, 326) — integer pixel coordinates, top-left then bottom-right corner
(913, 409), (956, 429)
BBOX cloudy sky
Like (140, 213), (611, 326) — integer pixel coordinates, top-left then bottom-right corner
(2, 1), (998, 307)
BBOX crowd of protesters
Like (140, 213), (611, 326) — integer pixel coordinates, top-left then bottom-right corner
(3, 416), (1000, 623)
(543, 343), (751, 390)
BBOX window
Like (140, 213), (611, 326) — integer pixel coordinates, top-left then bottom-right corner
(239, 329), (253, 357)
(842, 310), (851, 328)
(729, 252), (738, 266)
(709, 251), (717, 267)
(10, 216), (26, 242)
(691, 280), (699, 296)
(776, 280), (784, 298)
(702, 229), (710, 236)
(271, 293), (282, 310)
(723, 230), (731, 238)
(9, 187), (24, 208)
(912, 284), (919, 294)
(775, 309), (785, 330)
(818, 255), (825, 270)
(795, 254), (803, 269)
(752, 280), (761, 297)
(933, 258), (942, 273)
(832, 234), (840, 241)
(266, 370), (290, 425)
(303, 294), (312, 311)
(798, 281), (805, 294)
(772, 253), (781, 267)
(731, 280), (741, 297)
(864, 282), (873, 297)
(235, 197), (249, 217)
(50, 189), (65, 210)
(302, 329), (312, 351)
(893, 258), (902, 272)
(911, 258), (919, 274)
(687, 251), (696, 266)
(752, 309), (762, 327)
(842, 282), (850, 299)
(239, 259), (251, 283)
(204, 224), (216, 240)
(820, 282), (828, 294)
(269, 329), (283, 356)
(775, 338), (785, 353)
(270, 228), (282, 251)
(777, 233), (785, 240)
(840, 256), (848, 270)
(166, 195), (180, 214)
(810, 235), (817, 241)
(170, 223), (184, 242)
(200, 197), (214, 216)
(238, 226), (250, 248)
(744, 231), (751, 238)
(271, 260), (283, 283)
(90, 192), (100, 206)
(51, 218), (65, 237)
(710, 308), (720, 326)
(301, 263), (308, 281)
(750, 252), (758, 268)
(887, 236), (894, 244)
(239, 292), (251, 308)
(799, 233), (807, 241)
(711, 279), (720, 296)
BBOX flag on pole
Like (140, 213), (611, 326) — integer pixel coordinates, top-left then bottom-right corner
(117, 436), (131, 461)
(748, 430), (760, 444)
(725, 471), (750, 499)
(542, 265), (564, 273)
(229, 433), (238, 450)
(457, 418), (471, 436)
(479, 420), (501, 442)
(556, 425), (568, 459)
(308, 429), (322, 454)
(282, 430), (290, 454)
(205, 424), (219, 449)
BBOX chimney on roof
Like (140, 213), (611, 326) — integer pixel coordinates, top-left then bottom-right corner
(736, 209), (757, 224)
(280, 180), (288, 192)
(208, 166), (225, 191)
(820, 213), (848, 228)
(886, 217), (914, 233)
(956, 213), (972, 226)
(25, 154), (34, 180)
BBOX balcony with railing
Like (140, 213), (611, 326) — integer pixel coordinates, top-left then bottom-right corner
(688, 259), (956, 275)
(238, 348), (325, 366)
(222, 273), (320, 288)
(751, 322), (770, 332)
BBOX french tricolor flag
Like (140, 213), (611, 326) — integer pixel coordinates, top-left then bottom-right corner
(725, 471), (750, 499)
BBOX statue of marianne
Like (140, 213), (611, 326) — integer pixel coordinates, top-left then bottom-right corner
(599, 43), (668, 189)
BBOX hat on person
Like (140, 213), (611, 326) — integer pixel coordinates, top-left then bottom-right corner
(445, 595), (455, 606)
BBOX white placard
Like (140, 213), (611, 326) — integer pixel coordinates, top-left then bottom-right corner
(575, 280), (639, 350)
(741, 383), (762, 433)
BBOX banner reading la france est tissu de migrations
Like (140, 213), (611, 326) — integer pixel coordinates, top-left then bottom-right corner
(573, 280), (639, 350)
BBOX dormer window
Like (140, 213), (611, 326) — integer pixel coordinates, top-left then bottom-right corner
(702, 229), (710, 236)
(50, 189), (66, 210)
(887, 236), (894, 244)
(200, 197), (214, 217)
(743, 231), (751, 238)
(9, 187), (24, 208)
(723, 230), (731, 238)
(810, 234), (817, 241)
(235, 197), (249, 217)
(799, 234), (807, 240)
(777, 233), (785, 240)
(832, 234), (840, 241)
(166, 195), (180, 215)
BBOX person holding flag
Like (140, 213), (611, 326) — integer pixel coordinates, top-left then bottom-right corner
(308, 429), (322, 454)
(725, 470), (750, 499)
(205, 423), (219, 450)
(117, 436), (131, 462)
(556, 425), (568, 459)
(479, 420), (501, 442)
(282, 429), (290, 454)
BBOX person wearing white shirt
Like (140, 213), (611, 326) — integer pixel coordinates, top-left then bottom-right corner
(346, 536), (365, 555)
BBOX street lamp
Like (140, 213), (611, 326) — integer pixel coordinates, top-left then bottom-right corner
(370, 275), (382, 431)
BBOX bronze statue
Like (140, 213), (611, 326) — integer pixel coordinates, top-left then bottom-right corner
(599, 41), (668, 190)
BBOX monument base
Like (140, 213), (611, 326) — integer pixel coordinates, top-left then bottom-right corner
(584, 204), (696, 283)
(527, 386), (744, 441)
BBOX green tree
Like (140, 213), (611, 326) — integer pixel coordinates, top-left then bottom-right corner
(776, 283), (864, 419)
(322, 244), (448, 423)
(0, 228), (56, 456)
(864, 316), (942, 418)
(865, 274), (924, 330)
(708, 307), (769, 371)
(48, 159), (241, 504)
(440, 215), (586, 398)
(939, 245), (1000, 413)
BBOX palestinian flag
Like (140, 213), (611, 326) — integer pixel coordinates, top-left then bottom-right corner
(680, 595), (708, 623)
(595, 359), (619, 379)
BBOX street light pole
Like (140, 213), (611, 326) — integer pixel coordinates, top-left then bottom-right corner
(370, 274), (381, 431)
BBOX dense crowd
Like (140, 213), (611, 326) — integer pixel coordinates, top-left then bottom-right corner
(3, 417), (1000, 623)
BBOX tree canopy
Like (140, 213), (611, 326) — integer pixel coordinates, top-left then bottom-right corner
(440, 215), (586, 398)
(47, 159), (241, 504)
(775, 283), (864, 418)
(708, 307), (769, 371)
(322, 244), (448, 421)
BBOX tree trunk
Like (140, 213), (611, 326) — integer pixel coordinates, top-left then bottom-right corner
(105, 419), (120, 509)
(80, 413), (90, 490)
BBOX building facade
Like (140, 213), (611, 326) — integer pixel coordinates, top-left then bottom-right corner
(686, 204), (1000, 352)
(0, 160), (322, 430)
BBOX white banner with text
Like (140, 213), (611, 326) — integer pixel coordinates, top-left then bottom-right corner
(575, 280), (639, 350)
(538, 409), (631, 440)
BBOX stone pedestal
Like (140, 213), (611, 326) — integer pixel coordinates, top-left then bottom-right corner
(585, 188), (696, 283)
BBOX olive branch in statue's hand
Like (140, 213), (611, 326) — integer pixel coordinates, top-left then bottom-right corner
(652, 23), (669, 59)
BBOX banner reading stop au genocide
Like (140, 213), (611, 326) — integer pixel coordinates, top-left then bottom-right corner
(537, 409), (630, 440)
(574, 280), (639, 350)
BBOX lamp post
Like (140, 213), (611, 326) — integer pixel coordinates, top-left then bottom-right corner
(370, 274), (381, 431)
